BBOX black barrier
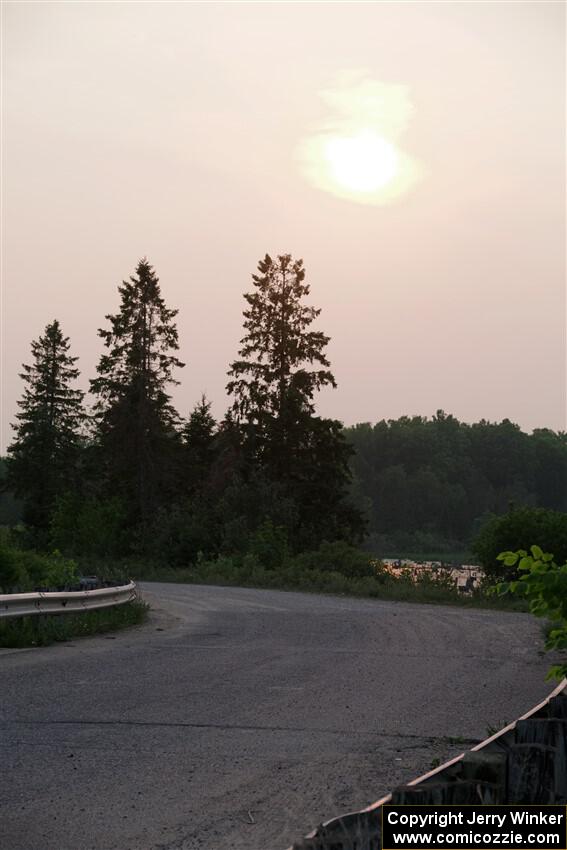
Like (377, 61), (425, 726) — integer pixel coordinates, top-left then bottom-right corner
(288, 683), (567, 850)
(381, 806), (567, 850)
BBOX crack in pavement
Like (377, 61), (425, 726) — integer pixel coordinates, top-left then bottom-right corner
(1, 718), (480, 744)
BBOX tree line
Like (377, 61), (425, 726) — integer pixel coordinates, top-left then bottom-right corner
(5, 255), (362, 563)
(346, 413), (566, 556)
(4, 255), (566, 567)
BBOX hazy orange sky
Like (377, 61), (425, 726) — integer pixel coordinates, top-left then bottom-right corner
(2, 1), (565, 452)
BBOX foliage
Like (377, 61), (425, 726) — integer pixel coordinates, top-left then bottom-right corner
(90, 258), (184, 525)
(0, 600), (148, 648)
(141, 497), (220, 566)
(0, 458), (23, 525)
(227, 253), (335, 432)
(495, 546), (567, 680)
(181, 395), (217, 496)
(364, 533), (471, 566)
(0, 531), (78, 592)
(246, 520), (289, 570)
(291, 540), (374, 578)
(50, 493), (128, 558)
(227, 253), (363, 547)
(6, 320), (85, 533)
(217, 468), (299, 553)
(131, 555), (526, 611)
(0, 534), (20, 591)
(473, 507), (567, 581)
(5, 255), (566, 571)
(347, 414), (567, 556)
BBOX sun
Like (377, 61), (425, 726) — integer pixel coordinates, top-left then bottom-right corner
(295, 74), (424, 205)
(324, 130), (399, 193)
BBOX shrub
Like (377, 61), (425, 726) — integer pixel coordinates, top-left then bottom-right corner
(495, 546), (567, 680)
(217, 470), (299, 555)
(140, 499), (220, 566)
(290, 541), (373, 579)
(247, 520), (289, 570)
(0, 530), (21, 591)
(28, 549), (78, 590)
(0, 532), (78, 592)
(472, 507), (567, 581)
(50, 493), (128, 558)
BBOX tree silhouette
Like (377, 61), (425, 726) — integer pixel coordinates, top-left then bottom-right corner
(91, 258), (184, 524)
(227, 253), (362, 546)
(227, 254), (335, 472)
(7, 320), (85, 532)
(182, 394), (217, 495)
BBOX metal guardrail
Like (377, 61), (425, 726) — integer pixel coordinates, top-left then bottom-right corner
(0, 581), (137, 619)
(287, 677), (567, 849)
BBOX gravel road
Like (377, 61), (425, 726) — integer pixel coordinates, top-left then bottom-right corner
(0, 582), (555, 850)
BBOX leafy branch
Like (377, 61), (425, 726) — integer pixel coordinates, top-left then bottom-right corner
(495, 545), (567, 680)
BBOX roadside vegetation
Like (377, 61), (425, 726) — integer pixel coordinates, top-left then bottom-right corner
(0, 528), (133, 594)
(473, 508), (567, 580)
(0, 254), (565, 633)
(494, 546), (567, 680)
(0, 531), (146, 648)
(0, 600), (148, 649)
(130, 544), (528, 611)
(0, 528), (78, 592)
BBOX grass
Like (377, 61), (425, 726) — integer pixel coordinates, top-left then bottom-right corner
(375, 550), (475, 565)
(0, 600), (149, 648)
(131, 559), (529, 612)
(485, 719), (511, 737)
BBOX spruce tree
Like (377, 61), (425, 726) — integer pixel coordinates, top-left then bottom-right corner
(91, 258), (184, 524)
(227, 253), (363, 547)
(227, 254), (336, 470)
(182, 394), (217, 495)
(7, 320), (85, 532)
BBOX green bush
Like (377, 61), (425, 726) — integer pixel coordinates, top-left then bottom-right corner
(247, 520), (289, 570)
(0, 600), (148, 648)
(131, 553), (525, 611)
(140, 499), (220, 566)
(50, 493), (128, 558)
(290, 540), (374, 579)
(495, 546), (567, 680)
(217, 470), (299, 555)
(473, 507), (567, 581)
(0, 531), (21, 591)
(0, 530), (78, 592)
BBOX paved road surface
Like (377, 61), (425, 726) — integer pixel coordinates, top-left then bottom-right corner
(0, 582), (555, 850)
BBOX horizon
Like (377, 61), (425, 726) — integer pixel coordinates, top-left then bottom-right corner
(2, 1), (566, 451)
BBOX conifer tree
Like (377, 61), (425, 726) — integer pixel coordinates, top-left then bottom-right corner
(7, 320), (85, 531)
(182, 394), (217, 495)
(227, 253), (363, 546)
(227, 254), (336, 471)
(183, 395), (216, 454)
(91, 258), (184, 523)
